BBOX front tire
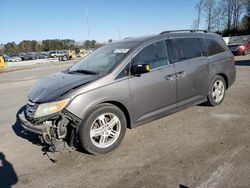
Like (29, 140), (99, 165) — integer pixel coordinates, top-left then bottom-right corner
(79, 103), (127, 155)
(207, 75), (226, 106)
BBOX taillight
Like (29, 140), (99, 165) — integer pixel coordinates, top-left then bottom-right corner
(237, 45), (246, 52)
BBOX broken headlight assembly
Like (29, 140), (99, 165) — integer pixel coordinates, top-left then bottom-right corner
(34, 98), (70, 118)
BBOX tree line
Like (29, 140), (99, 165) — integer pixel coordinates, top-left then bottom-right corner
(2, 39), (104, 54)
(194, 0), (250, 36)
(2, 1), (250, 54)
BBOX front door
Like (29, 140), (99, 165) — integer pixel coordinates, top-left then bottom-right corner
(128, 40), (177, 123)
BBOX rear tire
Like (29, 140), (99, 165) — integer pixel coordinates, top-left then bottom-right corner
(79, 103), (127, 155)
(207, 75), (226, 106)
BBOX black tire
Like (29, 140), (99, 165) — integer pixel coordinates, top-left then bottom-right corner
(207, 75), (226, 106)
(243, 50), (247, 56)
(79, 103), (127, 155)
(63, 56), (67, 61)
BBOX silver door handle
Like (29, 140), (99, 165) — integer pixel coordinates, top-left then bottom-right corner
(165, 74), (177, 81)
(177, 71), (186, 78)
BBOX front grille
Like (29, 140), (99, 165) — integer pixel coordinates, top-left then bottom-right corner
(25, 100), (38, 120)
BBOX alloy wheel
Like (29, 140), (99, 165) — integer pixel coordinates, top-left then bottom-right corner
(212, 80), (225, 103)
(90, 113), (121, 148)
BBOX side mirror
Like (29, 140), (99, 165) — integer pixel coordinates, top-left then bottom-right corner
(131, 63), (150, 76)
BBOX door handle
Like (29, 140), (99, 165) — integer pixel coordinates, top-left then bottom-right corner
(165, 74), (177, 81)
(177, 71), (186, 78)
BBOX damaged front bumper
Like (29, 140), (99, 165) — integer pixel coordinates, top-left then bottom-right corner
(19, 112), (47, 135)
(18, 110), (82, 150)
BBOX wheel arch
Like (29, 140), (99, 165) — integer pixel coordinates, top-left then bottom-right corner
(100, 101), (132, 129)
(217, 73), (229, 89)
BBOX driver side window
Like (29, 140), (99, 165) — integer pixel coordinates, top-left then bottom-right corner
(132, 41), (169, 69)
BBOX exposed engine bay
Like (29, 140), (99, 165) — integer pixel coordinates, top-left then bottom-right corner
(19, 108), (82, 153)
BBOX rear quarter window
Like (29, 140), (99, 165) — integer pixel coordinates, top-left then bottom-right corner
(200, 38), (226, 57)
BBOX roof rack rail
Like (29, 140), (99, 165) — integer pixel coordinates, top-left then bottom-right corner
(159, 30), (208, 35)
(123, 37), (133, 40)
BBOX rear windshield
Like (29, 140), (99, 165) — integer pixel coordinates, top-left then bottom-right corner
(69, 42), (138, 74)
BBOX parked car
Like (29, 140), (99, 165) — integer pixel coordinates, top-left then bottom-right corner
(3, 54), (11, 62)
(37, 53), (49, 59)
(49, 51), (57, 58)
(19, 30), (236, 155)
(228, 36), (250, 55)
(9, 56), (22, 62)
(49, 51), (66, 58)
(20, 54), (32, 61)
(19, 52), (49, 60)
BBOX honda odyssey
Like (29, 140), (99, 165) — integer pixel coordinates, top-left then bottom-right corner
(19, 30), (236, 155)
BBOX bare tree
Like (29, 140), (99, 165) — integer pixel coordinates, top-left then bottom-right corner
(195, 0), (204, 30)
(214, 5), (227, 32)
(232, 0), (246, 29)
(219, 0), (247, 33)
(220, 0), (239, 32)
(226, 0), (234, 32)
(203, 0), (216, 31)
(191, 20), (199, 30)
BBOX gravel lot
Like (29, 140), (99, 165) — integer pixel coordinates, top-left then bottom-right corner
(0, 55), (250, 188)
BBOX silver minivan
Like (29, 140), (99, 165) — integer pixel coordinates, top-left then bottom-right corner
(19, 30), (236, 154)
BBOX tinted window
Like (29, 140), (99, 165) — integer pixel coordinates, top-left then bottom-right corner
(166, 38), (202, 63)
(200, 38), (225, 56)
(165, 39), (177, 64)
(132, 41), (168, 69)
(179, 38), (202, 60)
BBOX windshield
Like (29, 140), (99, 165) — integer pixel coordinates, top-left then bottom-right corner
(69, 43), (138, 74)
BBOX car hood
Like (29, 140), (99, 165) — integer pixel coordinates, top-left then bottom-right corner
(28, 71), (100, 103)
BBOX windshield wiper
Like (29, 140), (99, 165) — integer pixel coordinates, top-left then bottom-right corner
(68, 69), (99, 75)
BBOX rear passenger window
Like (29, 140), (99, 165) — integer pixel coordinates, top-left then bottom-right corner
(178, 38), (202, 60)
(200, 38), (225, 56)
(132, 41), (168, 69)
(166, 38), (202, 63)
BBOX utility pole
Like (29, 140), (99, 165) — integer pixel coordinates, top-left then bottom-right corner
(118, 30), (121, 40)
(85, 8), (90, 38)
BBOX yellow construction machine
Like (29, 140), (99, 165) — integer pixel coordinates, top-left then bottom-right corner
(0, 56), (6, 69)
(58, 48), (88, 61)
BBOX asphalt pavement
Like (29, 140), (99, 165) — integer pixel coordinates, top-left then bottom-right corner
(0, 56), (250, 188)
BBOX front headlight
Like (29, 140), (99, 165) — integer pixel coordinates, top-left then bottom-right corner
(34, 98), (70, 118)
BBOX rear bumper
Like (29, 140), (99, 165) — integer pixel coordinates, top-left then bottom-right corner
(18, 113), (47, 135)
(232, 52), (243, 55)
(228, 64), (236, 89)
